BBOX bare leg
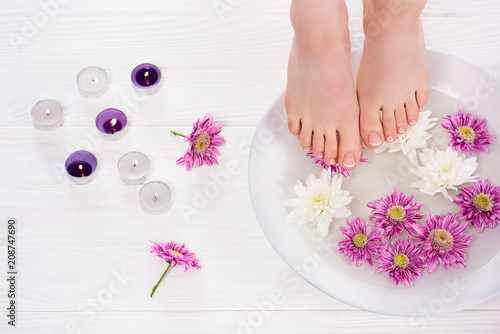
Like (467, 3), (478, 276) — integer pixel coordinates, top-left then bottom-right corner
(357, 0), (429, 148)
(285, 0), (362, 168)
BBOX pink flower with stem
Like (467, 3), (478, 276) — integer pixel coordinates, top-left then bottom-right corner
(172, 113), (226, 171)
(375, 236), (426, 287)
(338, 218), (384, 266)
(413, 213), (472, 273)
(367, 188), (424, 239)
(453, 178), (500, 233)
(149, 241), (201, 297)
(441, 109), (495, 156)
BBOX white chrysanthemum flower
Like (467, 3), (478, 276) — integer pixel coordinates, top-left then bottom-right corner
(283, 169), (352, 237)
(409, 147), (478, 200)
(374, 110), (438, 165)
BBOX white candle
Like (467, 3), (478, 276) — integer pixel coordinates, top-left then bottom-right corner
(118, 152), (151, 185)
(139, 181), (172, 214)
(31, 99), (64, 131)
(77, 66), (108, 95)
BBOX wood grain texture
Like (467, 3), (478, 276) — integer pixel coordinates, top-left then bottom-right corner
(1, 0), (500, 333)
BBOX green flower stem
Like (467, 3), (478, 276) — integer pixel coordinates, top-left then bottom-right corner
(171, 131), (186, 138)
(150, 261), (172, 298)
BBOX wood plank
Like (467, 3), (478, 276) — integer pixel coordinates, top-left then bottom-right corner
(1, 310), (499, 333)
(0, 127), (261, 185)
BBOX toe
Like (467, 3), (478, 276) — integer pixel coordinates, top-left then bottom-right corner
(405, 97), (419, 126)
(298, 122), (313, 152)
(359, 103), (384, 148)
(416, 84), (428, 111)
(287, 114), (301, 138)
(381, 106), (397, 142)
(338, 126), (362, 170)
(395, 105), (407, 134)
(323, 130), (339, 165)
(312, 131), (325, 159)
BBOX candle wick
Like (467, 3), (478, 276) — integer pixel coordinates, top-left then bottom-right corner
(154, 193), (159, 201)
(110, 118), (117, 133)
(144, 71), (149, 78)
(45, 108), (50, 116)
(78, 164), (85, 177)
(92, 76), (99, 83)
(133, 159), (139, 168)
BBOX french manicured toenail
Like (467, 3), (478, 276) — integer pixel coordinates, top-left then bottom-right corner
(419, 107), (423, 112)
(386, 135), (394, 142)
(294, 135), (299, 139)
(329, 158), (336, 165)
(409, 119), (416, 125)
(368, 132), (382, 146)
(398, 127), (405, 134)
(317, 153), (323, 159)
(304, 146), (311, 152)
(342, 153), (355, 168)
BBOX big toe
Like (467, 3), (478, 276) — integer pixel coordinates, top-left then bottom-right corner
(359, 104), (384, 149)
(338, 125), (362, 170)
(287, 114), (301, 139)
(416, 82), (429, 110)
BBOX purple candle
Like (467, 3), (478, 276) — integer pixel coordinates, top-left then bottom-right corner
(65, 150), (98, 184)
(95, 108), (128, 140)
(131, 63), (162, 94)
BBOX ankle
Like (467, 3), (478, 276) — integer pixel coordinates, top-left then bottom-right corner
(291, 0), (350, 54)
(362, 0), (425, 33)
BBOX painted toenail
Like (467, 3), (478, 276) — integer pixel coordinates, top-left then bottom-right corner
(386, 135), (394, 142)
(294, 135), (299, 139)
(317, 153), (323, 159)
(368, 132), (382, 146)
(342, 153), (355, 168)
(409, 119), (416, 126)
(419, 107), (423, 112)
(329, 158), (336, 165)
(304, 146), (311, 152)
(398, 127), (405, 134)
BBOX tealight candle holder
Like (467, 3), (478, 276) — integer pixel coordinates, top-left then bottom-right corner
(65, 150), (98, 184)
(95, 108), (128, 140)
(139, 181), (172, 214)
(118, 152), (151, 185)
(77, 66), (108, 96)
(31, 99), (64, 131)
(131, 63), (162, 95)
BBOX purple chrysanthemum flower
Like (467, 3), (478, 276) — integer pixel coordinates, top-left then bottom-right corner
(453, 178), (500, 233)
(174, 113), (226, 171)
(150, 240), (201, 271)
(306, 151), (369, 178)
(338, 217), (384, 266)
(367, 188), (424, 239)
(413, 213), (472, 273)
(149, 241), (201, 297)
(441, 109), (495, 156)
(375, 236), (426, 287)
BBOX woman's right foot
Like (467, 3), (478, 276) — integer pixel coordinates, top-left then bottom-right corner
(285, 0), (362, 168)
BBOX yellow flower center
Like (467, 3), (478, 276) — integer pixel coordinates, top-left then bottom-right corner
(430, 228), (454, 251)
(393, 254), (409, 268)
(193, 132), (211, 153)
(168, 250), (184, 258)
(387, 205), (406, 222)
(352, 233), (368, 248)
(458, 126), (475, 142)
(473, 193), (493, 211)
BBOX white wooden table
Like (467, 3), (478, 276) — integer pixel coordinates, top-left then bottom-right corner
(1, 1), (500, 333)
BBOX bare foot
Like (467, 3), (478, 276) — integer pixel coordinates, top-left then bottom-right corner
(357, 0), (429, 148)
(285, 0), (362, 168)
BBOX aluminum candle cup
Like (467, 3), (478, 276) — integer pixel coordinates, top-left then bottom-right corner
(118, 152), (151, 185)
(139, 181), (172, 214)
(95, 108), (128, 140)
(131, 63), (162, 95)
(77, 66), (108, 96)
(65, 150), (98, 184)
(31, 99), (64, 131)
